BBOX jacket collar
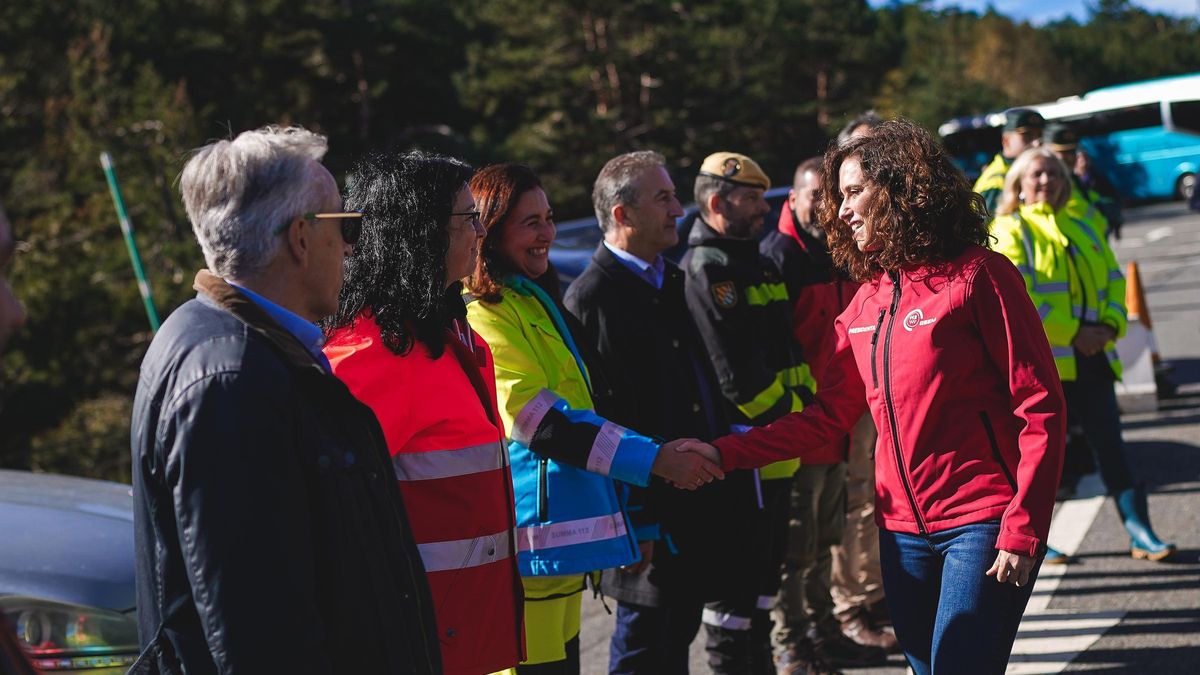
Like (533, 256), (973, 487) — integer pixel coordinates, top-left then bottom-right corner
(687, 218), (759, 256)
(591, 243), (682, 291)
(193, 270), (326, 373)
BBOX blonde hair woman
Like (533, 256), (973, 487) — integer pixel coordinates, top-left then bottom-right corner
(991, 147), (1174, 563)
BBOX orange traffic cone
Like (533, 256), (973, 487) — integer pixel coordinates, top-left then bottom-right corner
(1125, 261), (1160, 365)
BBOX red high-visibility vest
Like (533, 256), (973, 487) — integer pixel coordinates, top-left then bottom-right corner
(326, 313), (524, 675)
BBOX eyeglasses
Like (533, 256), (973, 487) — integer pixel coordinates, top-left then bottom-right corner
(277, 211), (364, 246)
(450, 210), (484, 233)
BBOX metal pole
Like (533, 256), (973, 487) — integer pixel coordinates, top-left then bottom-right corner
(100, 152), (161, 332)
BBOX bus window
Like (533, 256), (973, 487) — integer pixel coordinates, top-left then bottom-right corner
(1170, 100), (1200, 134)
(1082, 103), (1162, 135)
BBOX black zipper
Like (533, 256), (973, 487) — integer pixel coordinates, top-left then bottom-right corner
(537, 457), (549, 522)
(870, 308), (886, 389)
(882, 271), (928, 535)
(978, 411), (1017, 491)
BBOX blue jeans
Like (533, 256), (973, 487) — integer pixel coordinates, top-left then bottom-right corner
(879, 521), (1040, 675)
(609, 601), (702, 675)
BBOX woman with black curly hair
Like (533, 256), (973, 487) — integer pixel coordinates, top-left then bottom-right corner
(322, 151), (525, 675)
(684, 120), (1066, 674)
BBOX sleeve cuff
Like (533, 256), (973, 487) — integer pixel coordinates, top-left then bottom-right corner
(996, 530), (1043, 558)
(604, 429), (658, 487)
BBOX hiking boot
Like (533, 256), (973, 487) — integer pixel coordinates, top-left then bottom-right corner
(814, 630), (889, 668)
(775, 639), (843, 675)
(840, 610), (899, 653)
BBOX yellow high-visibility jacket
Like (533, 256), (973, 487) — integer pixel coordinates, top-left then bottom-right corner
(990, 202), (1127, 381)
(973, 154), (1010, 216)
(1063, 180), (1117, 238)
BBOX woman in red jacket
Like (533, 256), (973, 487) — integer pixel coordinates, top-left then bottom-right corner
(684, 120), (1066, 674)
(323, 151), (524, 674)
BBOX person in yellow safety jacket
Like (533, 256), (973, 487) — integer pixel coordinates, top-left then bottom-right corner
(1044, 123), (1124, 239)
(974, 108), (1046, 217)
(464, 163), (724, 674)
(991, 147), (1176, 563)
(681, 152), (827, 674)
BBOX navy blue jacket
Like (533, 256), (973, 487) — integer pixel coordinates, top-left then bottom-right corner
(130, 271), (440, 674)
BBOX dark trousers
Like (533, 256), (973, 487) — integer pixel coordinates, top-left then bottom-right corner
(609, 600), (703, 675)
(704, 477), (792, 674)
(879, 521), (1039, 675)
(1062, 358), (1135, 495)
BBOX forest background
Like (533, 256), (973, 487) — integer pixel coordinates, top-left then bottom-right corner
(2, 0), (1198, 481)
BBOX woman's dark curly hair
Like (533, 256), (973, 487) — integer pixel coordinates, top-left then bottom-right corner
(464, 163), (543, 304)
(327, 150), (474, 358)
(817, 118), (989, 282)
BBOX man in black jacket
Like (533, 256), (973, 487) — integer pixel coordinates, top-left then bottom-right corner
(565, 152), (758, 675)
(129, 126), (440, 674)
(682, 152), (826, 675)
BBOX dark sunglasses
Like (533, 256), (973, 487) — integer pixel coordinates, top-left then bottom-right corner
(277, 211), (364, 246)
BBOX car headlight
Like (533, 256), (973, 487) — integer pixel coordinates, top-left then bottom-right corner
(0, 596), (137, 671)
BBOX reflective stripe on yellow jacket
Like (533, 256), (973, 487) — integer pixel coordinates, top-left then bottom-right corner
(990, 202), (1127, 381)
(1064, 183), (1109, 235)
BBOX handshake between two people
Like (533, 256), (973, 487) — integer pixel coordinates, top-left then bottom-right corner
(649, 439), (725, 490)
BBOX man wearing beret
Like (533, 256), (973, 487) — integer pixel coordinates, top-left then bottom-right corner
(682, 152), (828, 674)
(974, 108), (1046, 216)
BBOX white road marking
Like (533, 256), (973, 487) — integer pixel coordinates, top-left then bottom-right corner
(1009, 473), (1123, 673)
(1144, 226), (1175, 242)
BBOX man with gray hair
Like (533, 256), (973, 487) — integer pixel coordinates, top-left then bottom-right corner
(565, 151), (759, 673)
(129, 126), (440, 673)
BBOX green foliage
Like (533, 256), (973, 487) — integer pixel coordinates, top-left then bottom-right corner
(0, 0), (1197, 482)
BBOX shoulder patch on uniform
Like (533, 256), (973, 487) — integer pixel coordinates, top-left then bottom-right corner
(690, 245), (730, 268)
(711, 281), (738, 308)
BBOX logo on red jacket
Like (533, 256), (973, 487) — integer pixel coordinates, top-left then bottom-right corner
(903, 308), (937, 332)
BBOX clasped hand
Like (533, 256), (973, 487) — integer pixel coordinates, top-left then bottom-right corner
(1072, 323), (1116, 356)
(650, 439), (724, 490)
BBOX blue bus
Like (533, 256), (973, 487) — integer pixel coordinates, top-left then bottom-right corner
(941, 73), (1200, 201)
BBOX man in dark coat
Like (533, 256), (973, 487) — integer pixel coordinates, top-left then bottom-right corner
(129, 126), (441, 674)
(565, 151), (758, 675)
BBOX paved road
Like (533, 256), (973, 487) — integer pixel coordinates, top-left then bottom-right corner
(578, 201), (1200, 674)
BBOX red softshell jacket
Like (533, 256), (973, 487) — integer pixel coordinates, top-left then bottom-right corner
(715, 246), (1066, 555)
(325, 314), (525, 674)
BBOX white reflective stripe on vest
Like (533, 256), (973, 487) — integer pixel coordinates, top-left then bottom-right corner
(512, 389), (563, 445)
(756, 595), (776, 610)
(585, 421), (625, 476)
(702, 608), (752, 631)
(392, 440), (508, 481)
(417, 528), (514, 573)
(517, 512), (627, 552)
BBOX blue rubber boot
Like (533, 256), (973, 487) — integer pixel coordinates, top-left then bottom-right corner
(1043, 546), (1074, 565)
(1115, 487), (1175, 561)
